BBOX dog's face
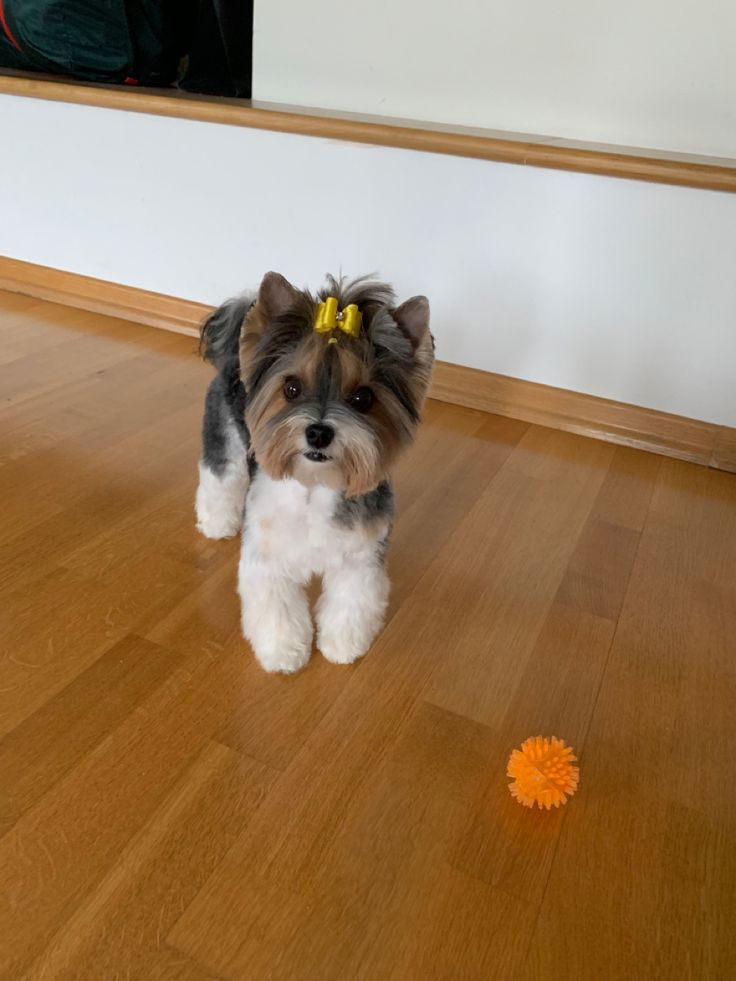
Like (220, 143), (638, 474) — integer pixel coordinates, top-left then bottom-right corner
(240, 272), (434, 497)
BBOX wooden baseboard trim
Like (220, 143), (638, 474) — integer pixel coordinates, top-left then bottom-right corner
(2, 72), (736, 194)
(1, 256), (733, 474)
(432, 362), (733, 472)
(711, 427), (736, 473)
(0, 256), (210, 336)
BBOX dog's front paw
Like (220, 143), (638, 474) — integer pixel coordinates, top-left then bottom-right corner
(240, 572), (313, 676)
(195, 461), (247, 539)
(196, 512), (242, 540)
(318, 624), (373, 666)
(317, 570), (388, 666)
(253, 635), (312, 674)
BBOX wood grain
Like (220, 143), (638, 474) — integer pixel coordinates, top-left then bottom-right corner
(527, 459), (736, 979)
(2, 258), (733, 475)
(1, 293), (735, 979)
(0, 256), (210, 336)
(449, 446), (659, 907)
(1, 72), (736, 192)
(24, 740), (274, 981)
(712, 425), (736, 472)
(432, 360), (735, 473)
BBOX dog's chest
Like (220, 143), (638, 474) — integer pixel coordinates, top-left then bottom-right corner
(244, 472), (379, 577)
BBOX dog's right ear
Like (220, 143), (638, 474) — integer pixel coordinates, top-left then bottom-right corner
(257, 271), (299, 320)
(240, 272), (299, 371)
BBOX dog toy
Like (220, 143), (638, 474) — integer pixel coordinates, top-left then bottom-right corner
(507, 736), (579, 809)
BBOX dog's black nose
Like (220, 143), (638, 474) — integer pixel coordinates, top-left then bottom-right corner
(305, 423), (335, 449)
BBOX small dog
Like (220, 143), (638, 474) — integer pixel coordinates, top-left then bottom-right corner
(195, 272), (434, 674)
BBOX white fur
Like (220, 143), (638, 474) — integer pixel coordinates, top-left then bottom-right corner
(316, 559), (389, 665)
(195, 421), (249, 539)
(238, 471), (389, 673)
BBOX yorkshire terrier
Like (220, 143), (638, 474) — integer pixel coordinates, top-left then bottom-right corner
(195, 272), (434, 674)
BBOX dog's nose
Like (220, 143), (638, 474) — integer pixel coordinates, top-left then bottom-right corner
(305, 423), (335, 449)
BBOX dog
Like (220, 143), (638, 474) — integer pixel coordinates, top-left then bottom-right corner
(195, 272), (434, 674)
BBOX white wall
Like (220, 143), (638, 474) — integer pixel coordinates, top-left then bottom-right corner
(255, 0), (736, 159)
(1, 94), (735, 426)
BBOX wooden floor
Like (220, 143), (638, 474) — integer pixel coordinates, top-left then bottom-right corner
(1, 291), (735, 981)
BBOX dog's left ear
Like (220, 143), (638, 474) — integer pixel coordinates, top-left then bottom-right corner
(392, 296), (430, 350)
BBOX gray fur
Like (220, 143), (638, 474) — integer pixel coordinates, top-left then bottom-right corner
(200, 292), (256, 370)
(319, 274), (396, 314)
(201, 374), (248, 475)
(333, 480), (394, 565)
(333, 480), (395, 530)
(200, 294), (254, 476)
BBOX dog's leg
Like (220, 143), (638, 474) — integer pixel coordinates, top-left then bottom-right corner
(237, 470), (313, 674)
(195, 379), (249, 540)
(196, 455), (248, 539)
(317, 552), (390, 665)
(238, 558), (313, 674)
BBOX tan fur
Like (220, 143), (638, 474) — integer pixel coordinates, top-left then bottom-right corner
(239, 300), (269, 371)
(238, 276), (434, 496)
(334, 341), (372, 394)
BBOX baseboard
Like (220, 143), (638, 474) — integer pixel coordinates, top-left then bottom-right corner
(432, 362), (733, 472)
(0, 256), (210, 336)
(1, 256), (733, 474)
(711, 427), (736, 472)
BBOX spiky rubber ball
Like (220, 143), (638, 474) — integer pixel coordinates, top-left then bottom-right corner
(507, 736), (579, 809)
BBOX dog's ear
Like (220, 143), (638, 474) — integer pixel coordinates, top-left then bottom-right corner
(240, 272), (299, 371)
(392, 295), (430, 351)
(258, 271), (299, 321)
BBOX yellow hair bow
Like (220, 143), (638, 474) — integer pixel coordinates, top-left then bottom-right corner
(314, 296), (362, 342)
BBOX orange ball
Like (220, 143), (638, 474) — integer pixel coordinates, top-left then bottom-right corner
(507, 736), (579, 809)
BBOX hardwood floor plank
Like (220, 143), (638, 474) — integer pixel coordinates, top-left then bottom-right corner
(391, 412), (530, 610)
(554, 519), (641, 620)
(527, 458), (736, 978)
(421, 427), (614, 727)
(132, 947), (226, 981)
(0, 292), (40, 315)
(449, 445), (659, 906)
(1, 554), (203, 736)
(0, 408), (201, 550)
(143, 556), (244, 658)
(22, 741), (276, 981)
(0, 644), (257, 978)
(551, 446), (659, 625)
(587, 443), (663, 531)
(0, 308), (186, 410)
(450, 606), (613, 907)
(169, 702), (519, 981)
(0, 633), (183, 835)
(386, 865), (536, 981)
(214, 655), (358, 773)
(0, 350), (202, 466)
(167, 599), (455, 908)
(0, 404), (208, 597)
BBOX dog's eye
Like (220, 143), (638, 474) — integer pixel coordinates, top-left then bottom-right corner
(283, 377), (302, 401)
(347, 386), (374, 413)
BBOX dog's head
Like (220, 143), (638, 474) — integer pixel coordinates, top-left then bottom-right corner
(240, 272), (434, 497)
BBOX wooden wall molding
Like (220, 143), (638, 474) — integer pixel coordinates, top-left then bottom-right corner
(0, 256), (210, 335)
(1, 255), (733, 474)
(431, 362), (734, 472)
(2, 72), (736, 194)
